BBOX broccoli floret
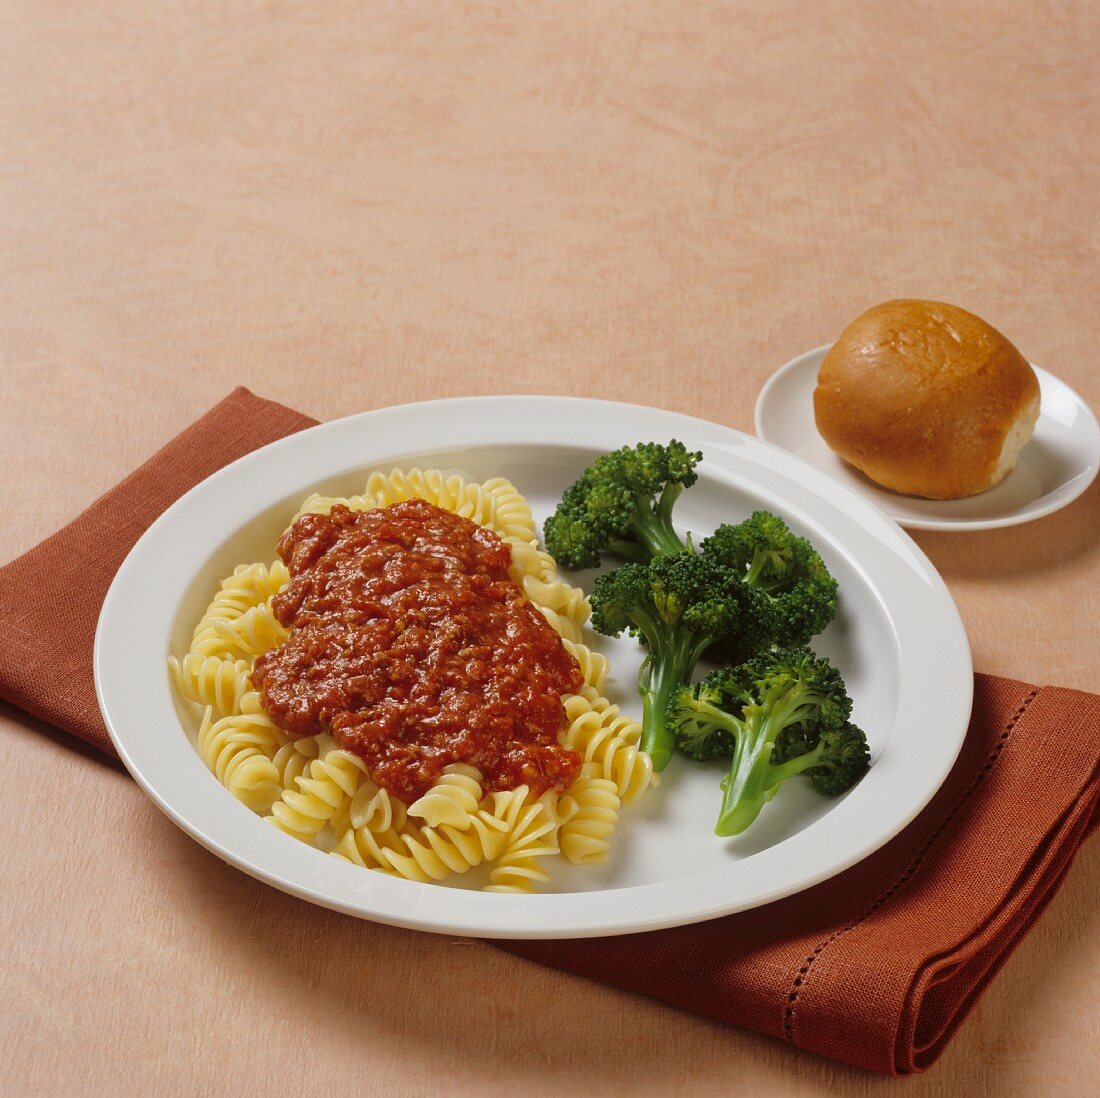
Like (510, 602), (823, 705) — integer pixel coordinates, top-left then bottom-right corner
(716, 647), (859, 835)
(670, 647), (865, 836)
(793, 723), (871, 797)
(590, 552), (754, 770)
(544, 441), (702, 569)
(667, 679), (737, 761)
(701, 511), (838, 660)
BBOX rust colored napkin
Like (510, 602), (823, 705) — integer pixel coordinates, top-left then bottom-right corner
(1, 388), (1097, 1076)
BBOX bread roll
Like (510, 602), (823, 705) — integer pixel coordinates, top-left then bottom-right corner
(813, 300), (1040, 499)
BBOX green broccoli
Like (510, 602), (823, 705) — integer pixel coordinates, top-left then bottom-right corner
(701, 511), (838, 660)
(589, 552), (759, 770)
(666, 678), (736, 761)
(544, 440), (702, 569)
(773, 721), (871, 798)
(663, 648), (868, 836)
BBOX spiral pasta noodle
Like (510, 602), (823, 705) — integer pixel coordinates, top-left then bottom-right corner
(190, 600), (288, 662)
(561, 639), (609, 693)
(270, 734), (326, 792)
(330, 821), (407, 872)
(518, 573), (590, 630)
(347, 779), (406, 834)
(266, 747), (368, 841)
(561, 687), (655, 805)
(380, 809), (512, 882)
(506, 540), (558, 586)
(197, 708), (286, 813)
(190, 562), (290, 640)
(478, 476), (538, 544)
(170, 653), (254, 716)
(559, 765), (621, 865)
(171, 469), (655, 892)
(326, 774), (409, 870)
(407, 764), (484, 829)
(485, 792), (563, 892)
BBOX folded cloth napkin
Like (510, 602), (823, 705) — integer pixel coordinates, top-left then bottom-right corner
(1, 388), (1097, 1076)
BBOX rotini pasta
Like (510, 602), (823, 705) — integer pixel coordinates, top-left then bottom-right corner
(561, 687), (655, 805)
(329, 775), (409, 870)
(170, 653), (253, 716)
(271, 736), (321, 792)
(347, 778), (406, 834)
(190, 600), (288, 662)
(266, 746), (368, 842)
(407, 764), (484, 829)
(190, 561), (289, 638)
(561, 639), (609, 693)
(330, 821), (406, 872)
(485, 791), (563, 892)
(170, 468), (655, 891)
(379, 813), (512, 882)
(559, 765), (621, 865)
(197, 708), (286, 813)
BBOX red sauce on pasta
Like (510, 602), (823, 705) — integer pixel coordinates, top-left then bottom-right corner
(252, 500), (583, 804)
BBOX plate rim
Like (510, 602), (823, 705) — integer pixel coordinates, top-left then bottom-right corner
(94, 395), (973, 938)
(755, 344), (1100, 532)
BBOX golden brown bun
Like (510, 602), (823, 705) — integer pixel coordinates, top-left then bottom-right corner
(813, 300), (1041, 499)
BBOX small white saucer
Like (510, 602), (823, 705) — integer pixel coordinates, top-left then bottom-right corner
(754, 345), (1100, 532)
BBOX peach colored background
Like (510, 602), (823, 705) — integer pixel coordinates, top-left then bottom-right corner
(2, 2), (1098, 1094)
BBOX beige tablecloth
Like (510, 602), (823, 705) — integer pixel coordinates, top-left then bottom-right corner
(2, 2), (1097, 1094)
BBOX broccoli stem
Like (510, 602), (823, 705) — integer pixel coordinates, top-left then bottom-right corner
(640, 654), (683, 771)
(715, 707), (783, 836)
(627, 484), (688, 559)
(744, 547), (793, 593)
(606, 538), (650, 563)
(677, 699), (743, 760)
(744, 550), (769, 588)
(639, 626), (712, 770)
(767, 741), (826, 786)
(690, 698), (745, 737)
(714, 686), (825, 835)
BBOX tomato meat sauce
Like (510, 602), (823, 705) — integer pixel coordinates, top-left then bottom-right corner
(252, 499), (583, 803)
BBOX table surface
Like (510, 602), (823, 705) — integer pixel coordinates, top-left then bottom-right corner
(2, 2), (1098, 1094)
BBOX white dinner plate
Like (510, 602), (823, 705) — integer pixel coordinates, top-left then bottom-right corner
(755, 345), (1100, 532)
(95, 396), (972, 939)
